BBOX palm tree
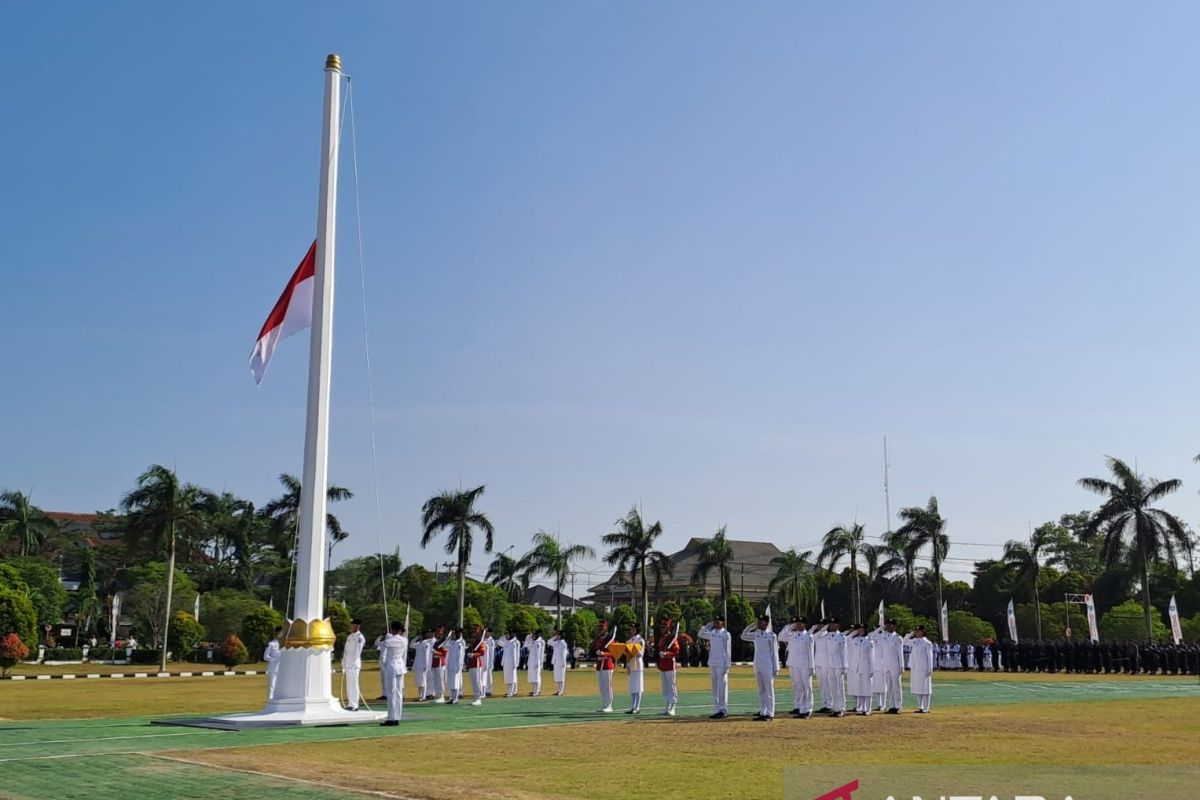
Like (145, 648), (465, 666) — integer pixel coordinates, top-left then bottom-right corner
(261, 474), (353, 562)
(883, 528), (922, 600)
(486, 552), (528, 603)
(601, 506), (673, 635)
(0, 491), (59, 557)
(818, 522), (867, 621)
(690, 526), (735, 619)
(1002, 525), (1059, 639)
(521, 531), (596, 627)
(121, 465), (205, 672)
(895, 496), (950, 621)
(1078, 456), (1189, 639)
(768, 548), (816, 618)
(420, 485), (495, 627)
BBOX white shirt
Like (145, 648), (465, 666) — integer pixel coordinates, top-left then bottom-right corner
(342, 631), (365, 670)
(826, 630), (847, 670)
(264, 639), (281, 670)
(778, 625), (814, 671)
(740, 626), (780, 672)
(907, 636), (936, 676)
(379, 633), (408, 674)
(698, 624), (732, 669)
(501, 636), (520, 669)
(445, 638), (465, 672)
(550, 638), (569, 667)
(525, 635), (546, 674)
(411, 638), (430, 671)
(873, 629), (904, 672)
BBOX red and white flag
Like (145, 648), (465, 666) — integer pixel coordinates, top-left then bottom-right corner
(249, 241), (317, 384)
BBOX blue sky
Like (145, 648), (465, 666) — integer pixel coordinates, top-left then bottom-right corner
(6, 3), (1200, 588)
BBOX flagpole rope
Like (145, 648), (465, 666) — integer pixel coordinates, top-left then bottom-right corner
(345, 78), (393, 630)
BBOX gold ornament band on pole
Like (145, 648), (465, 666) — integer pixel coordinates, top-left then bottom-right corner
(283, 618), (337, 650)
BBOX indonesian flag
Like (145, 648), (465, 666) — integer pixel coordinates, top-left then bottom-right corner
(249, 241), (317, 384)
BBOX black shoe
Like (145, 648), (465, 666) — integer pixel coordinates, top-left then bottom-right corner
(798, 712), (812, 719)
(756, 715), (772, 721)
(790, 708), (800, 715)
(379, 720), (399, 727)
(886, 708), (900, 714)
(832, 711), (844, 718)
(752, 713), (765, 720)
(816, 707), (830, 714)
(709, 711), (727, 719)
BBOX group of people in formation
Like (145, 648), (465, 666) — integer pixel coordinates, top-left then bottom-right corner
(587, 614), (937, 722)
(361, 619), (570, 726)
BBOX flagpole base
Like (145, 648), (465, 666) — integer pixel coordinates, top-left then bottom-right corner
(155, 646), (385, 729)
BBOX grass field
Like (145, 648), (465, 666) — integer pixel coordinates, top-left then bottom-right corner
(2, 668), (1198, 800)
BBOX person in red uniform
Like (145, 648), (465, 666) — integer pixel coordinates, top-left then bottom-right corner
(466, 624), (488, 706)
(592, 620), (616, 712)
(657, 617), (681, 716)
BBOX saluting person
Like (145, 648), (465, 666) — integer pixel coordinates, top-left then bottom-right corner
(378, 621), (408, 726)
(846, 623), (875, 715)
(740, 614), (779, 721)
(525, 630), (546, 697)
(698, 616), (732, 718)
(873, 621), (904, 713)
(779, 617), (815, 718)
(501, 631), (521, 697)
(444, 629), (465, 704)
(482, 628), (496, 697)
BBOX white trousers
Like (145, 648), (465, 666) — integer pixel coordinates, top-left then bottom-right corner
(916, 693), (931, 711)
(828, 669), (846, 711)
(266, 665), (279, 700)
(754, 665), (775, 718)
(447, 669), (463, 700)
(471, 668), (484, 699)
(597, 669), (614, 709)
(483, 666), (493, 693)
(344, 666), (361, 709)
(710, 666), (729, 713)
(789, 666), (813, 713)
(413, 668), (427, 693)
(429, 666), (442, 698)
(883, 669), (903, 710)
(528, 671), (542, 695)
(815, 667), (829, 709)
(385, 670), (405, 721)
(660, 670), (677, 711)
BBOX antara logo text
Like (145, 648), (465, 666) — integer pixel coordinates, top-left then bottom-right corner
(814, 780), (1075, 800)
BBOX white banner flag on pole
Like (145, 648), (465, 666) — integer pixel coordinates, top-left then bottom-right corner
(820, 598), (825, 619)
(1169, 595), (1182, 645)
(193, 593), (201, 623)
(1007, 598), (1019, 643)
(110, 593), (121, 647)
(940, 601), (950, 643)
(1084, 594), (1099, 643)
(878, 599), (886, 628)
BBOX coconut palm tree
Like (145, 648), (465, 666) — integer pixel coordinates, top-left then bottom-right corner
(1078, 456), (1189, 639)
(0, 491), (59, 557)
(601, 506), (673, 635)
(818, 522), (867, 621)
(690, 526), (735, 619)
(883, 528), (922, 601)
(521, 531), (596, 627)
(486, 552), (528, 603)
(121, 465), (205, 672)
(420, 485), (495, 627)
(768, 548), (816, 618)
(260, 474), (353, 562)
(1002, 525), (1060, 639)
(895, 496), (950, 621)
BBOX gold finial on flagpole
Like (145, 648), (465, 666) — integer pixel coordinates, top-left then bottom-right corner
(325, 54), (342, 71)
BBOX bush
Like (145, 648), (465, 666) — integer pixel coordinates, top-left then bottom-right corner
(240, 605), (284, 660)
(947, 610), (996, 643)
(128, 649), (161, 665)
(200, 589), (264, 642)
(0, 585), (38, 650)
(564, 609), (598, 649)
(43, 647), (84, 661)
(168, 611), (204, 661)
(0, 632), (30, 674)
(218, 634), (249, 668)
(1100, 599), (1168, 641)
(1182, 613), (1200, 643)
(424, 580), (508, 631)
(86, 646), (116, 661)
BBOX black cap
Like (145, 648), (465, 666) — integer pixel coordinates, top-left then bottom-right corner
(350, 618), (362, 625)
(714, 616), (725, 622)
(757, 614), (770, 622)
(828, 616), (840, 624)
(796, 617), (808, 624)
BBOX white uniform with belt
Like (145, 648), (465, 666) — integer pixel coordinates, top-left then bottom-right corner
(824, 629), (848, 714)
(873, 628), (904, 711)
(846, 632), (875, 714)
(263, 638), (282, 700)
(740, 624), (779, 718)
(906, 634), (936, 712)
(378, 632), (408, 721)
(697, 623), (731, 715)
(410, 637), (430, 698)
(482, 634), (496, 695)
(445, 638), (465, 702)
(778, 624), (814, 715)
(342, 630), (366, 710)
(550, 636), (569, 694)
(525, 634), (546, 696)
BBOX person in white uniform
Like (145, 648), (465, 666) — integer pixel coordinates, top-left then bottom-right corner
(501, 631), (521, 697)
(867, 623), (886, 711)
(482, 628), (496, 697)
(821, 618), (847, 717)
(779, 617), (815, 718)
(444, 629), (465, 704)
(846, 623), (876, 715)
(264, 626), (283, 700)
(410, 630), (430, 701)
(549, 630), (569, 695)
(811, 619), (832, 714)
(873, 621), (904, 713)
(623, 625), (645, 714)
(342, 619), (366, 710)
(525, 631), (546, 696)
(906, 626), (936, 713)
(740, 613), (779, 720)
(698, 616), (732, 718)
(378, 621), (408, 725)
